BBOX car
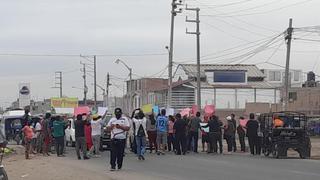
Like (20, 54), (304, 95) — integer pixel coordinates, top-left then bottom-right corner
(65, 118), (75, 147)
(99, 115), (112, 151)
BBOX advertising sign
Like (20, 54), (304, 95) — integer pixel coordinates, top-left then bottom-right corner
(19, 83), (31, 108)
(51, 97), (78, 108)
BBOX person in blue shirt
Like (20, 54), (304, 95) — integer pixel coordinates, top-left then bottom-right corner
(156, 109), (168, 155)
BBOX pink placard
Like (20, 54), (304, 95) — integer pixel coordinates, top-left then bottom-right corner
(204, 105), (215, 117)
(74, 106), (90, 116)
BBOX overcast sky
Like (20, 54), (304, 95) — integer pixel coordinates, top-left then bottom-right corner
(0, 0), (320, 108)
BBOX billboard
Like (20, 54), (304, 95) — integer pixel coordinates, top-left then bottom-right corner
(51, 97), (78, 108)
(19, 83), (31, 108)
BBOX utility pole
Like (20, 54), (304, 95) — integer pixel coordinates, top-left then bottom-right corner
(168, 0), (183, 109)
(54, 71), (63, 98)
(106, 73), (111, 108)
(186, 5), (201, 111)
(80, 62), (88, 105)
(284, 18), (293, 111)
(93, 55), (97, 110)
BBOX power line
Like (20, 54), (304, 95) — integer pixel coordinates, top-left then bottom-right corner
(0, 52), (167, 57)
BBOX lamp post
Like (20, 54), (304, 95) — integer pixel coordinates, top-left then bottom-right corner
(115, 59), (133, 113)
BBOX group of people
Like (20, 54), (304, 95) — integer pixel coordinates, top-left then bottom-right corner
(18, 107), (265, 171)
(20, 110), (106, 160)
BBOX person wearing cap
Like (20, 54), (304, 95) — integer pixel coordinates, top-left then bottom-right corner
(107, 108), (130, 171)
(89, 114), (104, 157)
(224, 116), (235, 154)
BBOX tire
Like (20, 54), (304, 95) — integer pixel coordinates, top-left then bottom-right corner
(0, 167), (8, 180)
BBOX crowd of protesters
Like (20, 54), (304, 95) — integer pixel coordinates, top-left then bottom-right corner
(17, 107), (264, 172)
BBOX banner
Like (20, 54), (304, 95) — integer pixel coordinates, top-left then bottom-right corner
(74, 106), (90, 116)
(191, 104), (198, 116)
(142, 104), (153, 114)
(180, 108), (191, 117)
(98, 107), (108, 116)
(204, 105), (215, 117)
(153, 106), (159, 115)
(51, 97), (78, 108)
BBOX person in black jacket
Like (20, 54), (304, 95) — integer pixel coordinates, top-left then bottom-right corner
(202, 115), (223, 154)
(246, 113), (259, 155)
(173, 113), (187, 155)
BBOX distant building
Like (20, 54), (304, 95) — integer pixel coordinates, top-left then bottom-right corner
(261, 69), (303, 88)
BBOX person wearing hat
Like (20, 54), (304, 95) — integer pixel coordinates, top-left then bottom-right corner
(223, 116), (235, 154)
(89, 115), (104, 157)
(107, 108), (130, 171)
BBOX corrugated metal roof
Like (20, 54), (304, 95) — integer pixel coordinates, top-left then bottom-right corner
(190, 81), (275, 89)
(180, 64), (265, 78)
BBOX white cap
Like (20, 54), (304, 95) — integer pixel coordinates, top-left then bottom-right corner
(226, 116), (232, 120)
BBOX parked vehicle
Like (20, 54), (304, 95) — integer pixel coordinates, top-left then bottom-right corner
(100, 115), (112, 151)
(65, 118), (75, 147)
(2, 109), (26, 144)
(259, 111), (311, 159)
(0, 117), (8, 180)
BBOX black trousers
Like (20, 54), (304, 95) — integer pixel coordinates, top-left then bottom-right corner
(248, 136), (261, 155)
(238, 134), (246, 152)
(209, 132), (223, 153)
(167, 133), (175, 151)
(225, 135), (233, 152)
(55, 136), (64, 156)
(110, 139), (126, 169)
(188, 131), (199, 152)
(175, 134), (186, 155)
(232, 134), (237, 152)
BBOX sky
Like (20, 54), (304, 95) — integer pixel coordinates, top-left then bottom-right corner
(0, 0), (320, 108)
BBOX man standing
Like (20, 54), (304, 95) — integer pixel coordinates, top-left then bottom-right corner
(230, 114), (237, 152)
(74, 114), (90, 160)
(156, 109), (168, 155)
(107, 108), (130, 171)
(203, 115), (223, 154)
(246, 113), (259, 155)
(173, 113), (187, 155)
(188, 112), (201, 153)
(90, 115), (104, 157)
(42, 113), (52, 156)
(52, 116), (66, 157)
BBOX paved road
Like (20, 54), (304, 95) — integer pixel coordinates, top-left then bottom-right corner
(62, 147), (320, 180)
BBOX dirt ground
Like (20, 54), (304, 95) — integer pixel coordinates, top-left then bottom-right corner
(3, 137), (320, 180)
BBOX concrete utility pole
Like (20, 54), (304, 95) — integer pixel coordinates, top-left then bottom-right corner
(186, 5), (201, 111)
(54, 71), (63, 98)
(93, 55), (97, 110)
(168, 0), (183, 109)
(284, 18), (293, 111)
(115, 59), (132, 113)
(106, 73), (111, 108)
(80, 63), (88, 105)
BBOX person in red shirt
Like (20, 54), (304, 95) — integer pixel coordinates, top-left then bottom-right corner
(167, 115), (175, 152)
(22, 122), (34, 159)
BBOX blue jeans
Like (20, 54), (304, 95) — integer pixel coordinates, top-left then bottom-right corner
(135, 136), (146, 156)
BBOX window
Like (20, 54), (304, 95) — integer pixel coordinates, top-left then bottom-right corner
(269, 71), (281, 81)
(289, 92), (297, 101)
(294, 71), (300, 81)
(213, 71), (246, 83)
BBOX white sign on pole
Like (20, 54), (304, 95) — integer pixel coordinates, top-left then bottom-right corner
(19, 83), (31, 108)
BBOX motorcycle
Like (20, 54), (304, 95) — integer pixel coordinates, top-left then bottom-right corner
(13, 129), (22, 145)
(0, 142), (8, 180)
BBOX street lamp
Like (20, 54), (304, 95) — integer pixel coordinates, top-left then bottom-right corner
(115, 59), (133, 113)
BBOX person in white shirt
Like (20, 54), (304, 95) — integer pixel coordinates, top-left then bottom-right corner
(132, 109), (148, 160)
(90, 115), (105, 157)
(107, 108), (130, 171)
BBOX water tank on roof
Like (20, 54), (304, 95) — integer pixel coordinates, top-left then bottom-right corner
(307, 71), (315, 81)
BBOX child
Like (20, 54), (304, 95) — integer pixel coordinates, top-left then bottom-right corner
(22, 122), (34, 159)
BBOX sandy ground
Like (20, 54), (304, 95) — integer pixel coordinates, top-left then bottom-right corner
(3, 137), (320, 180)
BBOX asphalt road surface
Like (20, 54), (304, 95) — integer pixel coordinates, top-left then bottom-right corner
(61, 147), (320, 180)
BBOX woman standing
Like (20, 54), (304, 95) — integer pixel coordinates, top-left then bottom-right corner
(84, 115), (93, 154)
(224, 116), (235, 154)
(146, 114), (157, 153)
(133, 109), (148, 160)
